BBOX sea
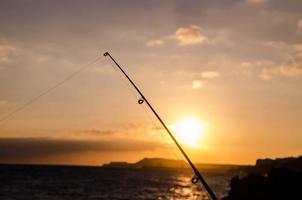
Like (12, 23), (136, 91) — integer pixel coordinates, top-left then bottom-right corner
(0, 165), (234, 200)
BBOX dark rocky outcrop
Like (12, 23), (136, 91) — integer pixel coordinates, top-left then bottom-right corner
(255, 156), (302, 172)
(224, 156), (302, 200)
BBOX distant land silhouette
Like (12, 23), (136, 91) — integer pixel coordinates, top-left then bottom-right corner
(102, 156), (302, 173)
(101, 157), (244, 173)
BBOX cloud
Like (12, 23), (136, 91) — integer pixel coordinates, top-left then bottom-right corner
(80, 129), (116, 135)
(0, 137), (163, 163)
(246, 0), (268, 4)
(174, 25), (208, 46)
(191, 80), (204, 89)
(201, 71), (221, 79)
(297, 19), (302, 32)
(0, 100), (7, 107)
(259, 42), (302, 80)
(240, 62), (253, 68)
(146, 39), (165, 47)
(184, 71), (220, 90)
(146, 25), (207, 47)
(295, 44), (302, 52)
(0, 43), (18, 64)
(294, 44), (302, 58)
(260, 63), (302, 80)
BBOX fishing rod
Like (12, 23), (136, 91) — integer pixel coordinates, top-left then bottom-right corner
(104, 52), (218, 200)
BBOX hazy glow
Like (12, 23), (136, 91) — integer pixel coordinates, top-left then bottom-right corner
(0, 0), (301, 165)
(172, 117), (206, 148)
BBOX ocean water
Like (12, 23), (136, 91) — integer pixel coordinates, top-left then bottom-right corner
(0, 165), (233, 200)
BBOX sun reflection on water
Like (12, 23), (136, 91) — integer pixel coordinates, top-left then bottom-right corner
(164, 174), (210, 200)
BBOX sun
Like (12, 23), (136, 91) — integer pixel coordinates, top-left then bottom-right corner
(172, 117), (206, 148)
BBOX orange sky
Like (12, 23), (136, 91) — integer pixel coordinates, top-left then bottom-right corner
(0, 0), (302, 165)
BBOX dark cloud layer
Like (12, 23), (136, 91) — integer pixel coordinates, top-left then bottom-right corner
(80, 129), (116, 135)
(0, 137), (162, 163)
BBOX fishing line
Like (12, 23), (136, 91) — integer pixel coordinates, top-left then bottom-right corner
(140, 102), (184, 162)
(104, 52), (217, 200)
(107, 55), (201, 200)
(107, 58), (140, 101)
(139, 104), (196, 171)
(106, 56), (197, 200)
(0, 57), (105, 125)
(139, 105), (204, 199)
(108, 54), (192, 165)
(107, 58), (185, 163)
(137, 101), (198, 193)
(107, 57), (193, 169)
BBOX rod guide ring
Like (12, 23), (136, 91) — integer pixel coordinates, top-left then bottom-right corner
(138, 98), (144, 104)
(191, 176), (199, 184)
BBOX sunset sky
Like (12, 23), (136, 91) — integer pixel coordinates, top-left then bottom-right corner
(0, 0), (302, 165)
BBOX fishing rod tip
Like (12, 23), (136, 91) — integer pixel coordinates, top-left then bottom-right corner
(103, 52), (109, 57)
